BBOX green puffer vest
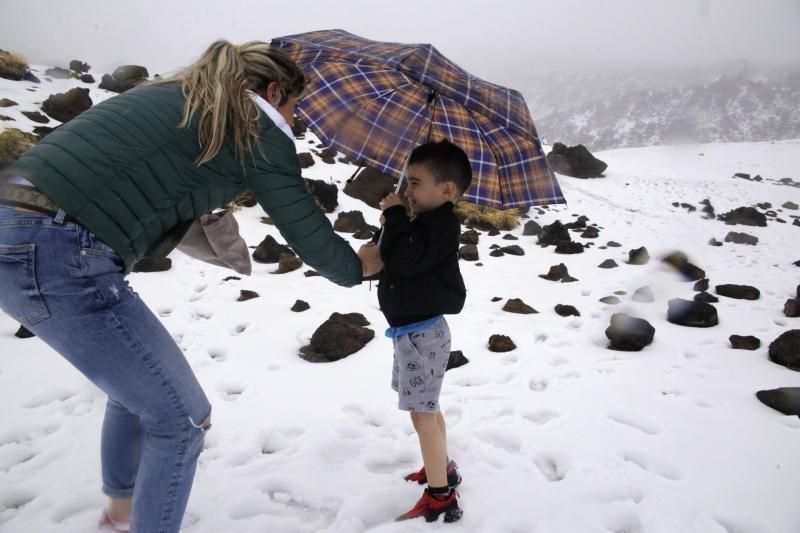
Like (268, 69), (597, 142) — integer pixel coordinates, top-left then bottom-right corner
(10, 83), (362, 286)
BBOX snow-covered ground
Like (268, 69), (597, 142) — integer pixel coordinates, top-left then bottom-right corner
(1, 68), (800, 533)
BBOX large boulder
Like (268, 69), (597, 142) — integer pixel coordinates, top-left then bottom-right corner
(756, 388), (800, 416)
(546, 142), (607, 178)
(99, 65), (149, 93)
(41, 88), (92, 123)
(719, 207), (767, 227)
(768, 330), (800, 371)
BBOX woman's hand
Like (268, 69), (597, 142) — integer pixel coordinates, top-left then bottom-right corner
(358, 242), (383, 277)
(379, 193), (403, 211)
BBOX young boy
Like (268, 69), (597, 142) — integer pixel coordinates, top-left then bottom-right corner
(372, 139), (472, 523)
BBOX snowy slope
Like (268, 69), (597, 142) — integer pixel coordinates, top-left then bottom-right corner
(1, 68), (800, 533)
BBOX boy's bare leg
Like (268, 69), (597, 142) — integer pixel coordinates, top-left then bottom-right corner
(108, 496), (132, 522)
(411, 412), (447, 487)
(437, 411), (448, 457)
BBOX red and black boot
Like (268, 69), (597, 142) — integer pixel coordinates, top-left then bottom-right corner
(404, 459), (462, 488)
(396, 487), (462, 523)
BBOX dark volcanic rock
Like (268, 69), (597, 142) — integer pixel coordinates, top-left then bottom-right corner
(756, 388), (800, 415)
(725, 231), (758, 245)
(300, 312), (374, 363)
(297, 152), (315, 169)
(344, 166), (397, 210)
(15, 325), (35, 339)
(628, 247), (650, 265)
(784, 299), (800, 318)
(459, 229), (480, 245)
(539, 263), (576, 282)
(554, 304), (580, 317)
(720, 207), (767, 227)
(667, 298), (718, 328)
(523, 220), (542, 236)
(605, 313), (655, 351)
(291, 300), (310, 312)
(304, 178), (338, 213)
(715, 284), (760, 300)
(768, 330), (800, 371)
(488, 334), (516, 352)
(132, 256), (172, 272)
(459, 245), (479, 261)
(546, 142), (607, 178)
(730, 335), (761, 350)
(502, 298), (538, 315)
(694, 292), (719, 303)
(333, 211), (375, 234)
(237, 290), (260, 302)
(253, 235), (294, 264)
(447, 350), (469, 371)
(99, 65), (149, 93)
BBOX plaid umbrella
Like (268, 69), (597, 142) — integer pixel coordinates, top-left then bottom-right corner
(272, 29), (565, 209)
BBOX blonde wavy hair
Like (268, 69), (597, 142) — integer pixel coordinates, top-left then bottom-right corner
(158, 39), (305, 166)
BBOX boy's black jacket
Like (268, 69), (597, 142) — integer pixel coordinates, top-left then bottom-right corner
(372, 202), (466, 327)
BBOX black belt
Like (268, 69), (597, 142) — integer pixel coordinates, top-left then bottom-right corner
(0, 180), (80, 224)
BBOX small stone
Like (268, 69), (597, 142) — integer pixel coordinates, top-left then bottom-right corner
(523, 221), (542, 236)
(667, 298), (718, 328)
(607, 241), (622, 248)
(694, 292), (719, 303)
(725, 232), (758, 245)
(491, 297), (503, 302)
(632, 286), (655, 303)
(459, 230), (479, 245)
(253, 235), (293, 263)
(500, 245), (525, 256)
(730, 335), (761, 350)
(14, 325), (35, 339)
(488, 334), (516, 352)
(502, 298), (538, 315)
(539, 263), (571, 282)
(459, 245), (479, 261)
(784, 299), (800, 318)
(581, 226), (599, 239)
(598, 259), (618, 269)
(708, 238), (723, 247)
(605, 313), (655, 351)
(599, 296), (621, 305)
(132, 256), (172, 272)
(628, 247), (650, 265)
(237, 290), (260, 302)
(555, 242), (584, 254)
(291, 299), (310, 312)
(693, 279), (709, 292)
(275, 252), (303, 274)
(716, 284), (760, 300)
(555, 304), (580, 317)
(447, 350), (469, 370)
(304, 270), (321, 277)
(502, 234), (518, 241)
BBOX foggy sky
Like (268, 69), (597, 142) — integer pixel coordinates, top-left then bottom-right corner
(2, 0), (799, 87)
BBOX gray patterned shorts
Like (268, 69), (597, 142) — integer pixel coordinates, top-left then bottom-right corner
(391, 317), (451, 412)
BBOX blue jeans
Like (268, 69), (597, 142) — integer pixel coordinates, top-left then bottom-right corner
(0, 205), (210, 533)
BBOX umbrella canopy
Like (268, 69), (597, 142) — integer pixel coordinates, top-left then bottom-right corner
(272, 29), (565, 209)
